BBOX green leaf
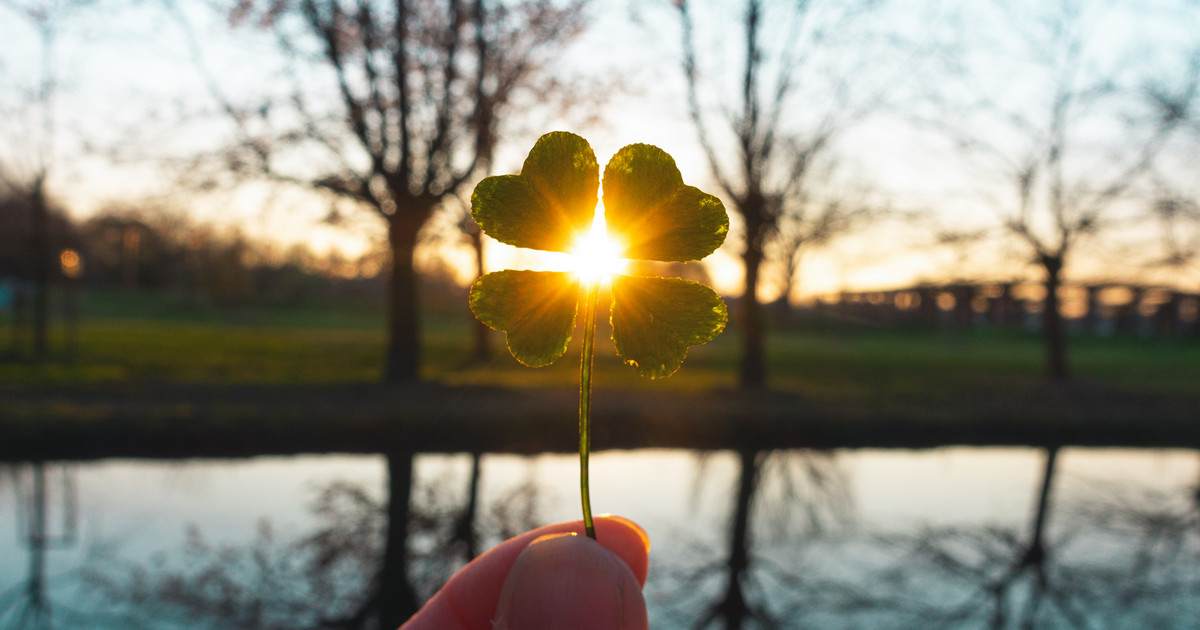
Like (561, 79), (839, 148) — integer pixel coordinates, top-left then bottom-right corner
(602, 143), (729, 262)
(472, 131), (599, 253)
(470, 270), (580, 367)
(610, 275), (727, 378)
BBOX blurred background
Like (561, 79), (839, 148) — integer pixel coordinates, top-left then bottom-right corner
(0, 0), (1198, 627)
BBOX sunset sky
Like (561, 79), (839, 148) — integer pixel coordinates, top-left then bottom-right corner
(1, 0), (1196, 300)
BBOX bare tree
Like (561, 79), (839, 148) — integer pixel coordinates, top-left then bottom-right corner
(767, 173), (883, 313)
(458, 206), (492, 362)
(0, 0), (78, 362)
(675, 0), (903, 388)
(1151, 195), (1200, 277)
(921, 0), (1198, 381)
(1148, 100), (1200, 286)
(176, 0), (589, 383)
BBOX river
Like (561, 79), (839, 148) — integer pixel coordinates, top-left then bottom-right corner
(2, 447), (1197, 628)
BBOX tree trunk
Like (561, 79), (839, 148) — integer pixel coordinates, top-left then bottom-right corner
(8, 285), (23, 358)
(31, 185), (50, 362)
(469, 226), (491, 362)
(380, 452), (418, 628)
(1040, 254), (1067, 382)
(1083, 285), (1102, 335)
(739, 205), (767, 389)
(993, 283), (1015, 328)
(776, 247), (800, 314)
(385, 216), (422, 384)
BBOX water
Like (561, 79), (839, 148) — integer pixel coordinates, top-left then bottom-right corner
(1, 447), (1197, 628)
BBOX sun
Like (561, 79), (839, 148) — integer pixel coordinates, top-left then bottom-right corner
(570, 204), (627, 283)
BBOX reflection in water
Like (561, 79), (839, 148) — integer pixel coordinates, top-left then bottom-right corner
(708, 449), (763, 629)
(861, 447), (1070, 629)
(452, 452), (483, 561)
(71, 453), (543, 629)
(646, 448), (1199, 629)
(1063, 463), (1200, 628)
(1, 449), (1197, 628)
(406, 453), (544, 603)
(663, 449), (853, 629)
(761, 448), (1200, 629)
(379, 453), (416, 629)
(0, 464), (78, 630)
(992, 447), (1061, 628)
(80, 487), (379, 628)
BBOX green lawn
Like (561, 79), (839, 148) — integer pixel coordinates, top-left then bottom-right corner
(2, 288), (1197, 458)
(1, 288), (1197, 402)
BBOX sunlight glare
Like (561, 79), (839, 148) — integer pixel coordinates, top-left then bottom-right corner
(570, 204), (627, 283)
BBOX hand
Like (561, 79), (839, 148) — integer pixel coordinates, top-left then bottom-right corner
(400, 516), (650, 630)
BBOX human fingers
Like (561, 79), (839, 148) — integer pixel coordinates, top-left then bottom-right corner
(399, 515), (650, 630)
(492, 531), (649, 630)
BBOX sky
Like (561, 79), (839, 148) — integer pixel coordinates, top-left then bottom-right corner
(0, 0), (1197, 300)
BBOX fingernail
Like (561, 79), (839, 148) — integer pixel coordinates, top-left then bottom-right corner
(598, 514), (651, 553)
(493, 533), (648, 630)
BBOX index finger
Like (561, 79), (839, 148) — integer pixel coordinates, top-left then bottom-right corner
(399, 515), (650, 630)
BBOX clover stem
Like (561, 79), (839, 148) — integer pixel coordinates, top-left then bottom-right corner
(579, 279), (600, 540)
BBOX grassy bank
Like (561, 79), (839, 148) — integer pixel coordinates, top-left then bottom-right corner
(1, 289), (1197, 459)
(2, 288), (1196, 399)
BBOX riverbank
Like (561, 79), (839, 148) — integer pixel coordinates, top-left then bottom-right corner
(3, 290), (1197, 460)
(2, 378), (1197, 461)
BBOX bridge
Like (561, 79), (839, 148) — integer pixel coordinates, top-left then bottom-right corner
(801, 282), (1199, 336)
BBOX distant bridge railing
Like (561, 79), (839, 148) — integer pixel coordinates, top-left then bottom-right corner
(799, 282), (1199, 337)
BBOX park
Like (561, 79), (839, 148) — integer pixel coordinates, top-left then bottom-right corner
(2, 0), (1199, 628)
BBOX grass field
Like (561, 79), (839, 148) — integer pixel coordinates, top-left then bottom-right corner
(1, 288), (1197, 459)
(2, 288), (1197, 402)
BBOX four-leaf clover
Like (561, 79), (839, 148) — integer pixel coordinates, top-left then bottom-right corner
(470, 131), (729, 378)
(469, 130), (729, 540)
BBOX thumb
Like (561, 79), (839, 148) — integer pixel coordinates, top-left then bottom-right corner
(492, 532), (649, 630)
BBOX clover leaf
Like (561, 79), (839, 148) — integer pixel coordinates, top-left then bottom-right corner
(469, 131), (729, 538)
(471, 131), (599, 253)
(470, 132), (729, 377)
(469, 269), (580, 368)
(610, 275), (728, 378)
(603, 143), (729, 263)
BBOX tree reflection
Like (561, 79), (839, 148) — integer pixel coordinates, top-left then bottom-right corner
(379, 453), (416, 628)
(1064, 463), (1200, 627)
(782, 448), (1200, 629)
(875, 447), (1077, 629)
(651, 447), (1200, 629)
(0, 463), (78, 630)
(80, 488), (378, 629)
(701, 449), (763, 629)
(13, 449), (1200, 628)
(78, 452), (542, 630)
(663, 449), (853, 629)
(452, 452), (483, 561)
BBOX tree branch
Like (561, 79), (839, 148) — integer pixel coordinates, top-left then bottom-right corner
(392, 0), (413, 192)
(426, 0), (463, 188)
(677, 0), (736, 197)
